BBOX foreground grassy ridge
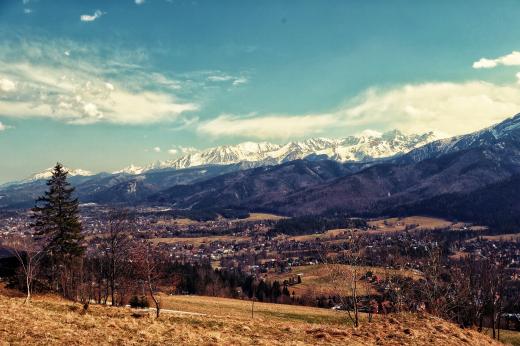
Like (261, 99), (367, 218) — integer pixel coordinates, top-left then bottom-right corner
(0, 293), (503, 346)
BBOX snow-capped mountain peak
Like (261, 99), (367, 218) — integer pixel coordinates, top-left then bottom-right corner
(25, 167), (94, 182)
(117, 130), (439, 174)
(112, 164), (146, 175)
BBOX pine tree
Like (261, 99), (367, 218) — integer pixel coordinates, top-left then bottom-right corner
(32, 163), (84, 260)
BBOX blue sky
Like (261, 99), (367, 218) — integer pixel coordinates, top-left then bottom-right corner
(2, 0), (520, 182)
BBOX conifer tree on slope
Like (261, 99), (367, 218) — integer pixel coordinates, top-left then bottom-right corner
(32, 163), (84, 264)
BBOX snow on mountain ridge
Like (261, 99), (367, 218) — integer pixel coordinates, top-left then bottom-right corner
(25, 167), (94, 182)
(117, 129), (439, 174)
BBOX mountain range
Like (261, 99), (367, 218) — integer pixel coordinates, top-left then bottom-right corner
(144, 112), (520, 228)
(0, 129), (438, 208)
(116, 129), (438, 174)
(2, 114), (520, 230)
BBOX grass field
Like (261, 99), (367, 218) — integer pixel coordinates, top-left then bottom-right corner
(0, 291), (503, 346)
(150, 235), (250, 246)
(263, 264), (422, 297)
(161, 294), (352, 325)
(467, 233), (520, 243)
(285, 229), (347, 241)
(368, 216), (455, 233)
(484, 328), (520, 346)
(236, 212), (286, 221)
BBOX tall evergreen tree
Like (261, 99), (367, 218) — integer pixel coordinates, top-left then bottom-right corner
(32, 163), (84, 260)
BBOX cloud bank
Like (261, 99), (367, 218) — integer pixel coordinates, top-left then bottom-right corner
(0, 39), (198, 125)
(473, 51), (520, 69)
(199, 81), (520, 139)
(198, 113), (338, 139)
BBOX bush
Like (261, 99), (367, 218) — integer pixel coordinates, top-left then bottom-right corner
(129, 295), (149, 309)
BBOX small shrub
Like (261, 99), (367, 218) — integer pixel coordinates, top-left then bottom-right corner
(129, 295), (149, 309)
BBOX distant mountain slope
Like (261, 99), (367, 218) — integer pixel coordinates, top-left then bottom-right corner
(149, 159), (359, 210)
(397, 112), (520, 164)
(0, 165), (239, 208)
(271, 144), (520, 216)
(388, 174), (520, 231)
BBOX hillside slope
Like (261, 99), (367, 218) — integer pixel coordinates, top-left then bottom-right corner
(0, 293), (502, 345)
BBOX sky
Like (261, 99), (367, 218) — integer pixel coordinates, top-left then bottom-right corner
(2, 0), (520, 182)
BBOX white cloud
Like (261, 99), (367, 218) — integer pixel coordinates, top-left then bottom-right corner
(208, 75), (233, 82)
(0, 78), (16, 92)
(0, 40), (198, 125)
(23, 8), (33, 14)
(342, 81), (520, 135)
(198, 113), (337, 140)
(135, 0), (146, 4)
(153, 146), (161, 152)
(473, 51), (520, 69)
(180, 146), (198, 154)
(80, 10), (105, 22)
(167, 146), (198, 155)
(358, 129), (382, 138)
(0, 122), (7, 131)
(232, 77), (248, 86)
(199, 81), (520, 140)
(207, 73), (248, 86)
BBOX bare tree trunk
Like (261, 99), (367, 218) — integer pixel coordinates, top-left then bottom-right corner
(148, 279), (160, 318)
(352, 270), (359, 328)
(24, 276), (31, 304)
(492, 307), (496, 339)
(497, 313), (501, 341)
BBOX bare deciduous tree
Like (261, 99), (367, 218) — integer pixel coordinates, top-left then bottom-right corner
(320, 232), (367, 328)
(1, 233), (45, 304)
(133, 241), (162, 318)
(104, 210), (134, 306)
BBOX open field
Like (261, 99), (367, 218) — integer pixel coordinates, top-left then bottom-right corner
(161, 294), (352, 325)
(0, 291), (503, 346)
(466, 233), (520, 243)
(286, 229), (347, 241)
(367, 216), (487, 234)
(263, 264), (423, 297)
(235, 212), (286, 221)
(156, 218), (200, 226)
(150, 235), (250, 246)
(368, 216), (455, 233)
(283, 216), (488, 242)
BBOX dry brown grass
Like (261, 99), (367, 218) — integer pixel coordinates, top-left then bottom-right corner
(235, 213), (286, 221)
(285, 229), (347, 241)
(466, 233), (520, 243)
(156, 218), (200, 226)
(150, 235), (251, 246)
(0, 291), (503, 346)
(264, 264), (422, 297)
(367, 216), (455, 233)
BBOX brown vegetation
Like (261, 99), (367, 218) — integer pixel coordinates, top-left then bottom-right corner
(0, 292), (503, 346)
